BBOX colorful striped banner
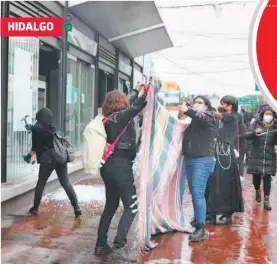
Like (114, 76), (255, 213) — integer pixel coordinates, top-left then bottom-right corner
(138, 85), (191, 252)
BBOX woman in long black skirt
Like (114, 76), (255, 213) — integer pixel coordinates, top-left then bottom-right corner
(205, 95), (244, 225)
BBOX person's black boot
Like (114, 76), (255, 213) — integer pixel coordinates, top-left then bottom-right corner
(264, 196), (272, 210)
(72, 203), (82, 219)
(189, 225), (207, 242)
(111, 247), (137, 262)
(74, 208), (82, 219)
(29, 206), (38, 216)
(216, 215), (232, 225)
(255, 190), (261, 203)
(206, 215), (216, 225)
(94, 244), (113, 256)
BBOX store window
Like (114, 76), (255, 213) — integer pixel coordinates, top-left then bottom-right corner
(66, 55), (95, 153)
(79, 62), (94, 146)
(6, 37), (39, 182)
(119, 78), (129, 95)
(133, 69), (143, 87)
(98, 70), (114, 108)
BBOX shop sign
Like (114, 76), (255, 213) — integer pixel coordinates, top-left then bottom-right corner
(164, 81), (177, 91)
(164, 91), (180, 104)
(238, 98), (257, 105)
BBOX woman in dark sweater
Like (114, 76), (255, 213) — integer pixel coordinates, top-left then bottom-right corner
(25, 108), (81, 218)
(245, 107), (277, 210)
(179, 96), (217, 242)
(95, 84), (148, 262)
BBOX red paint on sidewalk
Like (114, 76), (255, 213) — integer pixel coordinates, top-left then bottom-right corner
(1, 174), (277, 263)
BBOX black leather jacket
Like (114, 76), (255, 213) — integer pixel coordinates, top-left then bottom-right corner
(104, 90), (147, 155)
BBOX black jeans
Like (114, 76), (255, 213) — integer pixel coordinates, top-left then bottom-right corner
(96, 154), (137, 249)
(33, 150), (78, 209)
(253, 174), (272, 196)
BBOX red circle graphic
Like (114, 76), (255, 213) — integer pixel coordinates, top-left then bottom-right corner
(256, 0), (277, 100)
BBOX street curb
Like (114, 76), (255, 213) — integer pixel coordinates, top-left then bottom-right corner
(1, 159), (84, 203)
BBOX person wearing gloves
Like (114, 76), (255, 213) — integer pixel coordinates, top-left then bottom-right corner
(24, 108), (81, 218)
(179, 96), (217, 242)
(245, 107), (277, 210)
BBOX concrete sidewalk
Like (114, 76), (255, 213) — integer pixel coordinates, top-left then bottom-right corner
(1, 174), (277, 263)
(1, 178), (138, 264)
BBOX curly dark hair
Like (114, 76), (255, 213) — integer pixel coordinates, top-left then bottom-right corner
(102, 90), (129, 116)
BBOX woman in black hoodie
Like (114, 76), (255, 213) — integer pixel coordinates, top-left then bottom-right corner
(24, 108), (81, 218)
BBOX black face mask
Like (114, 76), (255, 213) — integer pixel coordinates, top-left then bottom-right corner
(218, 107), (226, 113)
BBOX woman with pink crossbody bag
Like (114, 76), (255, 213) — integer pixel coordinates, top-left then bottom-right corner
(95, 83), (149, 262)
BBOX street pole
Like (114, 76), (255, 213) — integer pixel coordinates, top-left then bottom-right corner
(61, 1), (69, 133)
(1, 1), (10, 183)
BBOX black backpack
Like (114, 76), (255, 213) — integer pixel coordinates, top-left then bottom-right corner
(52, 131), (75, 164)
(40, 127), (75, 164)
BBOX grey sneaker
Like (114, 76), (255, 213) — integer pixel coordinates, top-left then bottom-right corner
(95, 244), (113, 256)
(111, 247), (137, 263)
(264, 196), (272, 210)
(189, 226), (207, 242)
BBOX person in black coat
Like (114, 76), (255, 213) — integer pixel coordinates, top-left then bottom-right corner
(206, 95), (244, 225)
(245, 107), (277, 210)
(24, 108), (81, 218)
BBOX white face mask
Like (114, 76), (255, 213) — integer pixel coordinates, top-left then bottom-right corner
(192, 103), (207, 112)
(263, 115), (273, 123)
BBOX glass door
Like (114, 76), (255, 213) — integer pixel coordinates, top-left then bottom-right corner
(66, 54), (79, 151)
(78, 62), (95, 150)
(66, 55), (95, 153)
(6, 37), (39, 182)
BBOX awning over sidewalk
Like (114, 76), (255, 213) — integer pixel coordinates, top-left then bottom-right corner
(68, 1), (173, 58)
